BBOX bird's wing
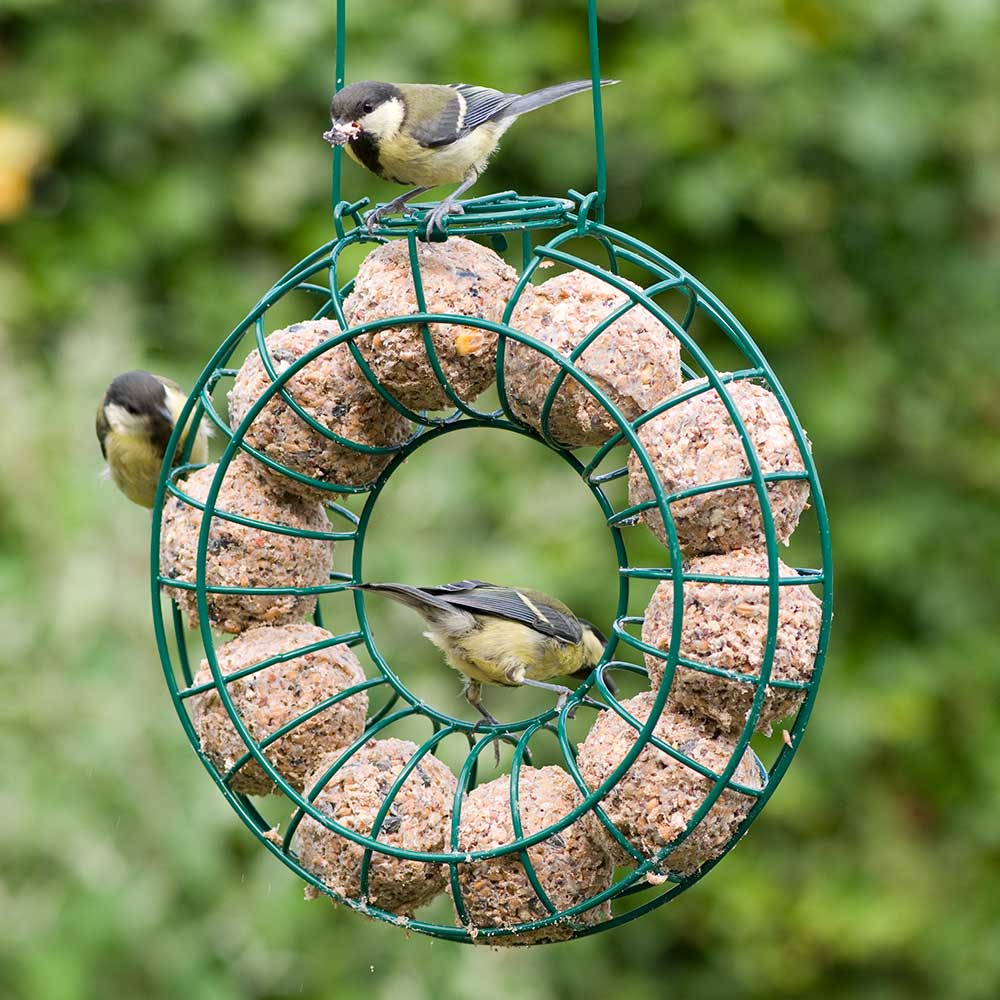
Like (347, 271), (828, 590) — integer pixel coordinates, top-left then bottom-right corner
(406, 84), (520, 148)
(448, 84), (520, 133)
(418, 579), (494, 595)
(421, 581), (584, 644)
(95, 401), (109, 459)
(403, 84), (468, 148)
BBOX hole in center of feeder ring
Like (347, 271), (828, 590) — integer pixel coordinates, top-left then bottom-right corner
(352, 425), (621, 734)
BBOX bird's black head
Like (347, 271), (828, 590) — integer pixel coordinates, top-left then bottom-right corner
(104, 371), (170, 421)
(324, 81), (404, 146)
(98, 370), (174, 455)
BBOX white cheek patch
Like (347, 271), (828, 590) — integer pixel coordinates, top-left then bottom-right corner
(361, 97), (405, 140)
(105, 402), (147, 436)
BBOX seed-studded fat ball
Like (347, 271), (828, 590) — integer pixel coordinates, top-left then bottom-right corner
(190, 624), (368, 796)
(456, 766), (613, 944)
(159, 455), (332, 633)
(343, 238), (518, 411)
(505, 270), (681, 447)
(228, 320), (411, 500)
(577, 693), (762, 876)
(642, 549), (822, 733)
(296, 738), (457, 915)
(628, 377), (810, 554)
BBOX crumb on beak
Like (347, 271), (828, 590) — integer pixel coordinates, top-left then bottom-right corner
(323, 121), (362, 146)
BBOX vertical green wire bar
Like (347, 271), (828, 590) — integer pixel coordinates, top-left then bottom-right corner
(330, 0), (347, 215)
(588, 0), (608, 223)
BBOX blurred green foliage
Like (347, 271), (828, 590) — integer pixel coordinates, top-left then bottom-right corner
(2, 0), (1000, 997)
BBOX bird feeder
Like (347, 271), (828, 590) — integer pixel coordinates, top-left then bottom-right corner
(150, 0), (833, 944)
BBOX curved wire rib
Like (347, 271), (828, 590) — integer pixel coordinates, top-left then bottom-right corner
(222, 677), (387, 786)
(163, 468), (356, 543)
(178, 630), (366, 700)
(357, 728), (456, 899)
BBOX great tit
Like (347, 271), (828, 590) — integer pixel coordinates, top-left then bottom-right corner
(96, 370), (208, 508)
(324, 78), (619, 235)
(353, 579), (608, 725)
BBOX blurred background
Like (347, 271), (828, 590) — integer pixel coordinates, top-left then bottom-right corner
(2, 0), (999, 997)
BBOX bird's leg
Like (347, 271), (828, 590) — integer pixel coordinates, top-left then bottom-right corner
(365, 186), (431, 233)
(464, 681), (502, 767)
(516, 676), (574, 714)
(510, 674), (604, 719)
(465, 681), (501, 728)
(423, 171), (479, 237)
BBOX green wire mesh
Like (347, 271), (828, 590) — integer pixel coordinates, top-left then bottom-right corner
(148, 0), (833, 944)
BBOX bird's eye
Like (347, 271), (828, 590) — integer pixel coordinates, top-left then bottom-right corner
(362, 101), (374, 114)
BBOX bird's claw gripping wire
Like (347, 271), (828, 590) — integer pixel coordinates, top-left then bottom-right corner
(364, 186), (430, 233)
(424, 198), (465, 238)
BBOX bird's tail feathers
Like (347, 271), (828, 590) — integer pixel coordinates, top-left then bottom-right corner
(502, 78), (619, 119)
(350, 582), (455, 615)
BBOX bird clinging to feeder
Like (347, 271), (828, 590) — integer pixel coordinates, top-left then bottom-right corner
(352, 580), (607, 726)
(96, 370), (208, 508)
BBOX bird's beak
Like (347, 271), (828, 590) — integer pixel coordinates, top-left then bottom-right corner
(323, 120), (361, 146)
(158, 404), (175, 425)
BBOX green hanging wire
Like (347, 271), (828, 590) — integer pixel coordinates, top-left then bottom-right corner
(588, 0), (609, 222)
(330, 0), (347, 215)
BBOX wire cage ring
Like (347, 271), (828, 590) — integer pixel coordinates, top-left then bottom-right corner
(150, 213), (832, 943)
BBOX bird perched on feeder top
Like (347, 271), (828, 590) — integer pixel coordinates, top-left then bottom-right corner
(96, 370), (208, 508)
(323, 78), (619, 235)
(352, 579), (608, 727)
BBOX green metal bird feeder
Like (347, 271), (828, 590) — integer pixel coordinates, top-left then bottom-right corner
(151, 0), (833, 944)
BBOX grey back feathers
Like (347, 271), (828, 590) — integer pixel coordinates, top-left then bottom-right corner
(405, 88), (470, 149)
